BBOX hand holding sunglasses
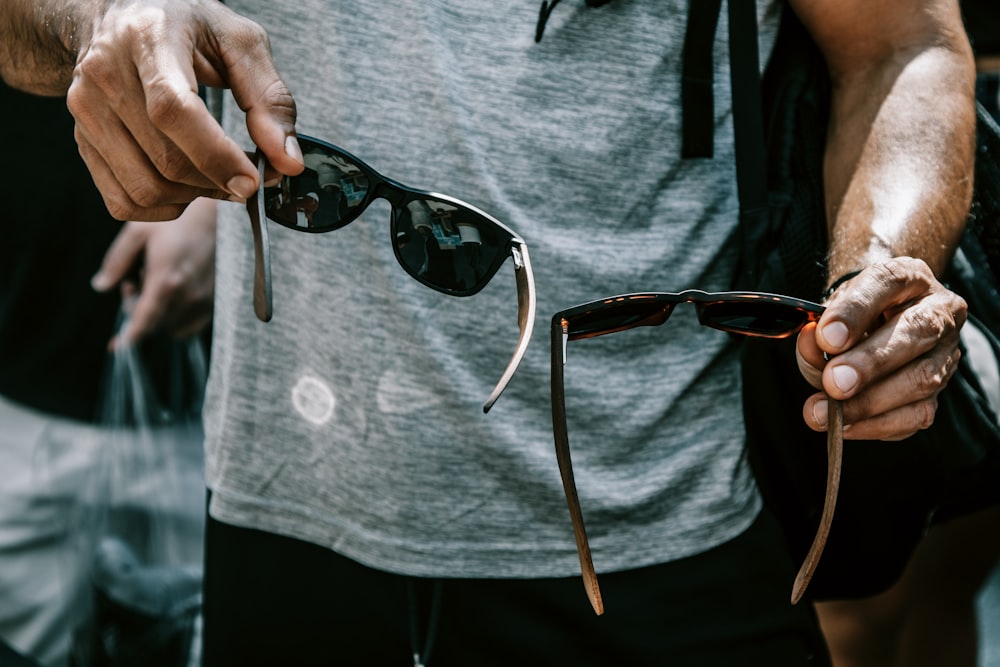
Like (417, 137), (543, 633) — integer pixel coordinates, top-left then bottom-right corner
(550, 290), (841, 614)
(244, 135), (536, 412)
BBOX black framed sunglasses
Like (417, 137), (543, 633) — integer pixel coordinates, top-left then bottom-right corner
(550, 290), (842, 614)
(245, 135), (536, 412)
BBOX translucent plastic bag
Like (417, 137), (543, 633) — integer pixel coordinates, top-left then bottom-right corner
(70, 308), (207, 667)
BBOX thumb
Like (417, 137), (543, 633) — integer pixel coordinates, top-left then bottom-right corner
(228, 49), (304, 177)
(795, 322), (826, 390)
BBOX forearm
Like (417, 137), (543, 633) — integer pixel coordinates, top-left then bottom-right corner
(823, 41), (976, 284)
(0, 0), (101, 94)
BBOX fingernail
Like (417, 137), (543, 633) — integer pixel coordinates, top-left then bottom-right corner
(91, 273), (111, 292)
(226, 174), (257, 199)
(812, 400), (828, 428)
(832, 365), (859, 393)
(822, 321), (849, 349)
(285, 135), (304, 165)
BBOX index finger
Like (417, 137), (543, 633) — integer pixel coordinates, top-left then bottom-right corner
(138, 11), (302, 196)
(119, 278), (170, 346)
(92, 222), (151, 291)
(134, 50), (260, 198)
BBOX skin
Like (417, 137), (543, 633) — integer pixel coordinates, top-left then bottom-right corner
(809, 41), (997, 667)
(0, 0), (294, 345)
(787, 0), (975, 441)
(92, 197), (218, 347)
(0, 0), (304, 220)
(0, 0), (975, 435)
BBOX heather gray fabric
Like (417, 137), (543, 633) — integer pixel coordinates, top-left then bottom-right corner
(204, 0), (781, 578)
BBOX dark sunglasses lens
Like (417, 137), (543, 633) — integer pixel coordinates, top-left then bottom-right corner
(702, 301), (810, 337)
(566, 300), (672, 338)
(393, 198), (509, 295)
(263, 146), (370, 231)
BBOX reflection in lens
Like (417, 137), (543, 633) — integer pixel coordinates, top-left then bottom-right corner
(702, 301), (809, 337)
(259, 138), (513, 297)
(394, 197), (507, 295)
(264, 145), (370, 232)
(567, 301), (674, 339)
(457, 222), (481, 245)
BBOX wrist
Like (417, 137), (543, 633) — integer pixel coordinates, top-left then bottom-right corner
(0, 0), (100, 95)
(824, 269), (864, 300)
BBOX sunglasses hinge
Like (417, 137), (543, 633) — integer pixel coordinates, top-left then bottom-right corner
(510, 245), (525, 270)
(561, 319), (570, 364)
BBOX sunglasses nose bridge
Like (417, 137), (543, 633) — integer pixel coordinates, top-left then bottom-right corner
(377, 179), (409, 207)
(382, 184), (432, 235)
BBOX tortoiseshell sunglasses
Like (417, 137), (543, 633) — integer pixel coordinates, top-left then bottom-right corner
(551, 290), (842, 614)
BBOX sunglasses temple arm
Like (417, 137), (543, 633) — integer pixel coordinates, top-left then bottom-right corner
(790, 397), (844, 603)
(483, 244), (536, 413)
(248, 155), (273, 322)
(551, 319), (605, 616)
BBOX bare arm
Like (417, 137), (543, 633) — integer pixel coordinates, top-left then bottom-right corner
(789, 0), (976, 440)
(794, 0), (975, 275)
(0, 0), (94, 95)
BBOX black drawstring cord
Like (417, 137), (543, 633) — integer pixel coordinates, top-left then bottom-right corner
(536, 0), (613, 43)
(408, 580), (443, 667)
(536, 0), (564, 42)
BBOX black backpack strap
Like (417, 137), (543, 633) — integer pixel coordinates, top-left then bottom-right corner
(681, 0), (722, 158)
(681, 0), (766, 208)
(681, 0), (770, 286)
(726, 0), (768, 218)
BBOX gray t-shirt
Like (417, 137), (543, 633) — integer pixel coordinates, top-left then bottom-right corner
(205, 0), (781, 578)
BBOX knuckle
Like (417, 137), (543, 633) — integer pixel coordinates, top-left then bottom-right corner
(245, 21), (273, 50)
(123, 176), (167, 209)
(145, 81), (192, 132)
(911, 356), (948, 397)
(870, 257), (933, 294)
(103, 193), (139, 222)
(913, 397), (938, 431)
(160, 270), (187, 295)
(64, 83), (87, 121)
(262, 79), (298, 119)
(871, 259), (912, 290)
(72, 52), (116, 95)
(153, 146), (198, 184)
(903, 306), (947, 340)
(939, 299), (966, 337)
(223, 18), (272, 55)
(948, 293), (969, 328)
(893, 256), (932, 278)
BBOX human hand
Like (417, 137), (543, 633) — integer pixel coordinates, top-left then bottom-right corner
(66, 0), (304, 221)
(796, 257), (968, 441)
(92, 197), (217, 348)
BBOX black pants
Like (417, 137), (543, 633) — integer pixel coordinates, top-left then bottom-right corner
(201, 508), (830, 666)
